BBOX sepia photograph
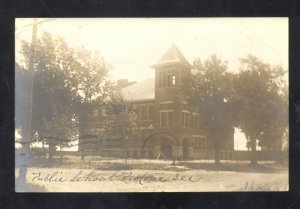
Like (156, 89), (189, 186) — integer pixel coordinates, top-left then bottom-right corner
(15, 18), (288, 192)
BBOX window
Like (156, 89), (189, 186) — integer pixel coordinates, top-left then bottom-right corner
(193, 137), (206, 149)
(135, 105), (149, 120)
(167, 74), (171, 87)
(149, 104), (154, 120)
(196, 116), (202, 129)
(161, 112), (167, 127)
(163, 73), (167, 87)
(193, 138), (197, 147)
(134, 105), (139, 119)
(160, 111), (173, 127)
(172, 75), (176, 85)
(127, 134), (141, 145)
(190, 115), (202, 129)
(126, 136), (134, 145)
(140, 105), (148, 120)
(200, 138), (206, 149)
(182, 112), (189, 128)
(158, 70), (176, 88)
(191, 115), (195, 129)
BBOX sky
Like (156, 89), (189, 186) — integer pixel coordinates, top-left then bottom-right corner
(16, 18), (288, 82)
(15, 18), (288, 150)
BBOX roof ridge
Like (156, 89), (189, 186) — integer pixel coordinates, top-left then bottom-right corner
(151, 44), (191, 68)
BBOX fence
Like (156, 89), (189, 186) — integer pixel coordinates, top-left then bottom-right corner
(37, 149), (285, 161)
(192, 150), (284, 161)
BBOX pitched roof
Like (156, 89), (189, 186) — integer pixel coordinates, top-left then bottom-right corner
(151, 44), (192, 68)
(122, 78), (155, 101)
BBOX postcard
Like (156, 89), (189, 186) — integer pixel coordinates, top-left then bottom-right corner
(15, 18), (288, 192)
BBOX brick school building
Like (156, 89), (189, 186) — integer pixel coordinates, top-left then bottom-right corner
(78, 44), (234, 160)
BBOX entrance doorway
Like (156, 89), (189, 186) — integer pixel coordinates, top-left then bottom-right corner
(142, 132), (179, 159)
(159, 138), (172, 159)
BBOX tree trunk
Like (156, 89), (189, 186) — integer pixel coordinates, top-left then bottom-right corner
(250, 138), (257, 165)
(42, 140), (46, 159)
(81, 148), (85, 160)
(49, 144), (54, 162)
(60, 146), (63, 163)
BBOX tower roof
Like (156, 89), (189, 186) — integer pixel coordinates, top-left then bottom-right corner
(150, 44), (192, 68)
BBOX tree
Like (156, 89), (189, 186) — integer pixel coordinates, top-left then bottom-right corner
(102, 91), (138, 160)
(69, 46), (114, 160)
(78, 88), (138, 160)
(183, 55), (235, 167)
(18, 32), (111, 160)
(72, 46), (111, 103)
(19, 32), (78, 160)
(233, 55), (288, 165)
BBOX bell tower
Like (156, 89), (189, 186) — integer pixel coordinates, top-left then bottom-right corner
(150, 43), (192, 101)
(150, 44), (192, 131)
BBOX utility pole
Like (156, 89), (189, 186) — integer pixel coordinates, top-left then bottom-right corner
(16, 18), (55, 190)
(16, 18), (38, 189)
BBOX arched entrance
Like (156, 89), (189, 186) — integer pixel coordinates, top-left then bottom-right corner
(142, 132), (179, 159)
(159, 138), (172, 159)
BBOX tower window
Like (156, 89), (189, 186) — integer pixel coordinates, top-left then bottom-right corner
(158, 70), (176, 88)
(172, 74), (176, 85)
